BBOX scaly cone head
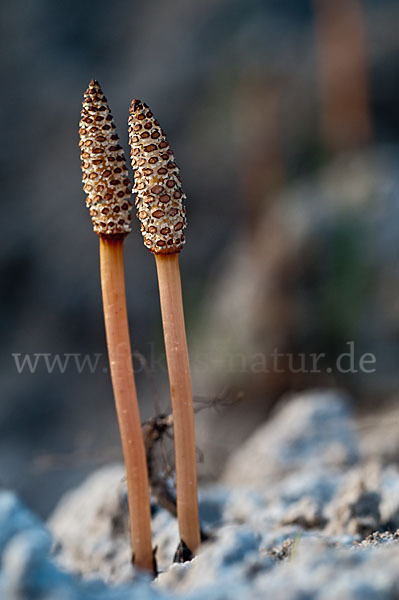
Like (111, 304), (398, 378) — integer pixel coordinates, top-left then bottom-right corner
(79, 80), (132, 238)
(128, 99), (187, 254)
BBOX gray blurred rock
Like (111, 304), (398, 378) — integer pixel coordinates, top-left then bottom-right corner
(253, 537), (399, 600)
(0, 491), (52, 559)
(1, 529), (79, 600)
(325, 463), (382, 536)
(155, 533), (399, 599)
(157, 525), (261, 594)
(3, 389), (396, 597)
(379, 465), (399, 530)
(357, 403), (399, 465)
(48, 464), (133, 583)
(0, 491), (164, 600)
(223, 389), (358, 486)
(42, 388), (399, 598)
(279, 496), (327, 529)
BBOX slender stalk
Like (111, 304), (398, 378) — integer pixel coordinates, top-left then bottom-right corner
(79, 81), (154, 573)
(155, 253), (201, 553)
(100, 237), (154, 571)
(128, 99), (201, 555)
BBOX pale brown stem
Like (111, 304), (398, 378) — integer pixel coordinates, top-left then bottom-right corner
(99, 237), (154, 572)
(155, 253), (201, 554)
(314, 0), (371, 150)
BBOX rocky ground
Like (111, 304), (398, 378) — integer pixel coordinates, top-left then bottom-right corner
(1, 389), (398, 599)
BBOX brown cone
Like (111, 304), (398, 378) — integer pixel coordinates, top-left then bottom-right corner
(128, 99), (187, 254)
(79, 80), (132, 238)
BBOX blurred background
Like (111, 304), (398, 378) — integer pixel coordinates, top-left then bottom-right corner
(0, 0), (398, 517)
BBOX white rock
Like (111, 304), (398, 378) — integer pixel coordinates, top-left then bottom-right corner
(223, 390), (358, 486)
